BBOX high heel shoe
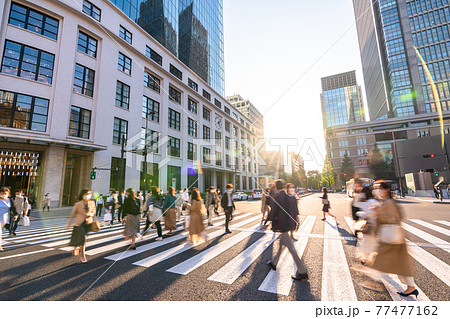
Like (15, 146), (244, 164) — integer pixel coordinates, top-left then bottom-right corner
(397, 289), (419, 297)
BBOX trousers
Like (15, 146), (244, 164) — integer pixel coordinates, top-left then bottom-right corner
(272, 232), (307, 274)
(224, 207), (233, 231)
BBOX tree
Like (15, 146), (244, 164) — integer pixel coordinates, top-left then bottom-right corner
(340, 152), (354, 184)
(321, 158), (335, 189)
(369, 144), (395, 180)
(307, 170), (321, 190)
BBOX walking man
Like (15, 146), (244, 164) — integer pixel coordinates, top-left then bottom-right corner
(117, 190), (126, 222)
(266, 180), (308, 281)
(220, 183), (235, 234)
(96, 194), (104, 217)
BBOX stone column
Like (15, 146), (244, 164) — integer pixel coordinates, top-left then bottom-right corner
(42, 145), (66, 208)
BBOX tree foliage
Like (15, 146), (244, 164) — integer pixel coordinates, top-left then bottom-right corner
(340, 152), (354, 183)
(321, 158), (335, 189)
(369, 144), (395, 180)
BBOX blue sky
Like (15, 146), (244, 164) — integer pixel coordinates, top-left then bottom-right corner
(223, 0), (366, 171)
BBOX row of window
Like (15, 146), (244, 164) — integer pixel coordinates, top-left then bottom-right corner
(407, 0), (450, 16)
(412, 25), (450, 48)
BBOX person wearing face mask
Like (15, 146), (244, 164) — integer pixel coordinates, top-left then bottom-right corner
(286, 183), (300, 241)
(66, 189), (95, 263)
(117, 190), (126, 222)
(122, 188), (141, 250)
(10, 190), (29, 235)
(42, 193), (51, 212)
(175, 188), (184, 222)
(205, 187), (219, 226)
(320, 187), (335, 221)
(95, 194), (104, 217)
(105, 191), (119, 227)
(220, 184), (236, 234)
(0, 187), (18, 251)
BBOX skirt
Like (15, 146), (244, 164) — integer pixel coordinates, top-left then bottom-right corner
(124, 214), (140, 237)
(69, 222), (90, 246)
(322, 204), (330, 212)
(164, 208), (177, 231)
(371, 242), (413, 277)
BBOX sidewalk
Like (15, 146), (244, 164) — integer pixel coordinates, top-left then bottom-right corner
(397, 195), (450, 204)
(29, 206), (74, 221)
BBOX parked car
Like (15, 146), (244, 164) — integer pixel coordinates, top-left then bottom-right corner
(233, 192), (248, 201)
(250, 189), (263, 200)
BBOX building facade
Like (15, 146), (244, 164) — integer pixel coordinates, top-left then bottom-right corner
(109, 0), (224, 95)
(0, 0), (257, 207)
(226, 94), (264, 140)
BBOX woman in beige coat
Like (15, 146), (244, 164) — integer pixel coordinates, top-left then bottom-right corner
(370, 182), (418, 297)
(66, 189), (96, 263)
(187, 189), (207, 244)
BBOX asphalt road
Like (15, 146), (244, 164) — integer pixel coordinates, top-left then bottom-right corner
(0, 193), (449, 301)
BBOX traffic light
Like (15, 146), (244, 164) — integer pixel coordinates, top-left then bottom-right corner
(90, 170), (96, 180)
(435, 170), (439, 177)
(423, 154), (435, 158)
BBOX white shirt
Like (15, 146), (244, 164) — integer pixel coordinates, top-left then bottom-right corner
(227, 191), (233, 207)
(182, 191), (189, 201)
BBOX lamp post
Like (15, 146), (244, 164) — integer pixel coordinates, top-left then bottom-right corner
(389, 131), (403, 193)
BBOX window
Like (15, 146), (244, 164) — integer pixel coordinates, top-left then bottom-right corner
(241, 144), (245, 156)
(168, 108), (181, 130)
(110, 157), (125, 190)
(168, 136), (180, 157)
(232, 112), (238, 121)
(2, 41), (55, 85)
(215, 131), (222, 146)
(169, 86), (181, 104)
(225, 120), (230, 132)
(8, 3), (59, 40)
(356, 137), (367, 145)
(188, 78), (198, 91)
(144, 72), (160, 93)
(226, 154), (231, 168)
(113, 117), (128, 144)
(145, 46), (162, 65)
(203, 89), (211, 101)
(118, 52), (131, 75)
(203, 148), (211, 163)
(215, 152), (222, 166)
(225, 136), (230, 149)
(188, 98), (197, 113)
(203, 125), (210, 141)
(357, 148), (368, 156)
(339, 150), (349, 157)
(188, 118), (197, 137)
(224, 106), (230, 115)
(115, 81), (130, 109)
(141, 128), (159, 153)
(0, 89), (49, 132)
(338, 140), (349, 147)
(82, 0), (101, 21)
(240, 119), (244, 125)
(73, 64), (95, 97)
(142, 96), (159, 122)
(170, 64), (182, 80)
(69, 106), (91, 138)
(233, 126), (238, 136)
(203, 107), (211, 121)
(417, 129), (430, 138)
(77, 31), (97, 58)
(187, 142), (197, 160)
(214, 98), (221, 109)
(119, 25), (132, 44)
(235, 157), (239, 170)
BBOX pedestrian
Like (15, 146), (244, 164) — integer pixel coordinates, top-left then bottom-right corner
(42, 193), (51, 212)
(182, 188), (190, 211)
(137, 191), (145, 218)
(163, 186), (177, 236)
(142, 187), (163, 241)
(205, 187), (214, 226)
(320, 187), (334, 221)
(220, 183), (235, 234)
(187, 188), (207, 244)
(105, 191), (119, 227)
(215, 188), (221, 214)
(66, 189), (96, 263)
(10, 190), (29, 235)
(95, 193), (104, 217)
(367, 182), (419, 297)
(0, 187), (18, 251)
(122, 188), (141, 250)
(286, 183), (300, 241)
(354, 187), (379, 264)
(117, 190), (126, 222)
(176, 188), (184, 222)
(266, 180), (308, 281)
(351, 179), (362, 220)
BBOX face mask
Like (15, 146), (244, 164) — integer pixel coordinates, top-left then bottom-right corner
(288, 188), (296, 195)
(211, 190), (216, 193)
(373, 189), (380, 198)
(0, 194), (7, 199)
(83, 194), (92, 200)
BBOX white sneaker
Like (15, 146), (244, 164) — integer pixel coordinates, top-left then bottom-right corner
(137, 233), (143, 240)
(155, 237), (163, 241)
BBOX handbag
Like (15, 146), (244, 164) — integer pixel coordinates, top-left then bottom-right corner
(149, 205), (163, 222)
(378, 224), (404, 244)
(89, 220), (101, 232)
(184, 215), (191, 228)
(23, 215), (30, 227)
(322, 198), (329, 205)
(103, 212), (112, 222)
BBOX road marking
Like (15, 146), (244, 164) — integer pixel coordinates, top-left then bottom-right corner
(344, 216), (356, 235)
(208, 233), (279, 284)
(409, 219), (450, 237)
(407, 239), (450, 287)
(321, 217), (357, 301)
(402, 223), (450, 253)
(434, 220), (450, 228)
(165, 221), (261, 274)
(381, 274), (430, 301)
(0, 248), (54, 260)
(258, 215), (316, 295)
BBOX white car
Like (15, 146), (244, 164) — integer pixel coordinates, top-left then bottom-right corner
(233, 192), (248, 201)
(250, 189), (263, 200)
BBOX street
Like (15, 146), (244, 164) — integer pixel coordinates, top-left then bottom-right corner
(0, 194), (449, 301)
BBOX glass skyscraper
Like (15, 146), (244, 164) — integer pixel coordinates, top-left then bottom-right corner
(320, 71), (365, 129)
(109, 0), (224, 95)
(353, 0), (450, 120)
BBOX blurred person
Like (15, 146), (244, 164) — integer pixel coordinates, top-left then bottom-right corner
(175, 188), (184, 222)
(0, 187), (18, 251)
(260, 183), (276, 231)
(117, 190), (126, 222)
(142, 187), (163, 241)
(220, 183), (236, 234)
(286, 183), (300, 241)
(10, 190), (29, 235)
(163, 187), (177, 235)
(187, 188), (207, 244)
(320, 187), (334, 221)
(42, 193), (51, 212)
(266, 180), (308, 281)
(122, 188), (141, 250)
(205, 187), (219, 226)
(66, 189), (95, 263)
(105, 191), (119, 227)
(95, 194), (104, 217)
(351, 179), (363, 220)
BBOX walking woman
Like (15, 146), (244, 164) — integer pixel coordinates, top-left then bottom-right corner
(122, 188), (141, 250)
(43, 193), (51, 212)
(187, 188), (207, 244)
(0, 187), (18, 251)
(66, 189), (95, 263)
(142, 187), (163, 241)
(163, 186), (177, 235)
(320, 187), (334, 221)
(370, 182), (418, 297)
(10, 190), (29, 235)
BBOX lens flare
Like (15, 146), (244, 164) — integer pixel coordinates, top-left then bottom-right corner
(414, 46), (445, 149)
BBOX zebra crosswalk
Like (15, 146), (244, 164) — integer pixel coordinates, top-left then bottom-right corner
(1, 211), (449, 300)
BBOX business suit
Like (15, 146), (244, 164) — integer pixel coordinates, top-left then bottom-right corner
(220, 191), (235, 233)
(118, 194), (125, 222)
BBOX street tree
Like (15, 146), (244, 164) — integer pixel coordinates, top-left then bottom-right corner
(321, 158), (335, 189)
(369, 144), (395, 180)
(307, 170), (321, 190)
(340, 152), (354, 184)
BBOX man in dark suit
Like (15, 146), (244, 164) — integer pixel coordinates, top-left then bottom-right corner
(117, 190), (126, 222)
(220, 183), (235, 234)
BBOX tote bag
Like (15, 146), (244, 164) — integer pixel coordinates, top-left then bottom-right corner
(378, 224), (404, 244)
(149, 205), (163, 222)
(103, 212), (112, 222)
(23, 215), (30, 227)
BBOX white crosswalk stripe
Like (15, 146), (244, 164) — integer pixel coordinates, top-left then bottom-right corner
(402, 222), (450, 253)
(435, 220), (450, 227)
(409, 220), (450, 237)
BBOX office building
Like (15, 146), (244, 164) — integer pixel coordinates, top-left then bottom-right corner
(0, 0), (257, 207)
(226, 94), (264, 140)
